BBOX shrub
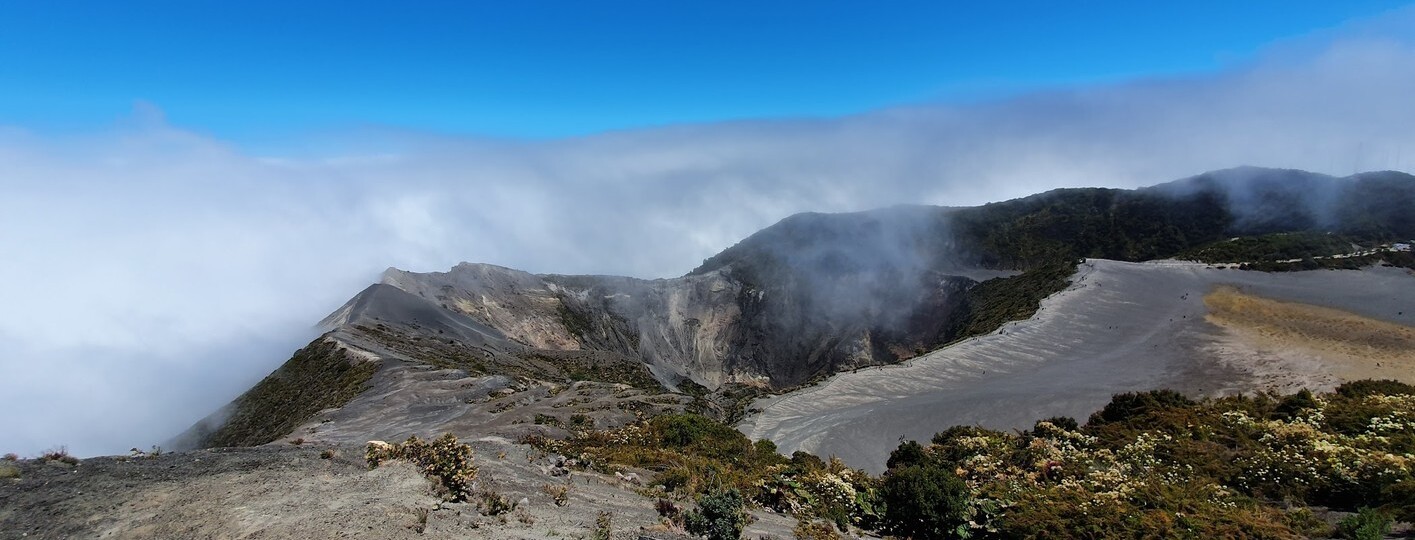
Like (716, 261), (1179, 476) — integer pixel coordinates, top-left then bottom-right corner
(879, 462), (970, 539)
(2, 453), (17, 461)
(366, 434), (478, 501)
(592, 510), (612, 540)
(793, 519), (842, 540)
(1382, 479), (1415, 522)
(0, 463), (18, 479)
(1284, 507), (1334, 538)
(534, 413), (562, 426)
(685, 488), (748, 540)
(289, 437), (305, 445)
(1336, 379), (1415, 398)
(1037, 416), (1079, 432)
(885, 440), (927, 470)
(41, 446), (79, 466)
(753, 438), (778, 456)
(1087, 389), (1195, 426)
(1271, 389), (1318, 421)
(1336, 507), (1393, 540)
(479, 491), (515, 515)
(656, 498), (682, 520)
(657, 413), (745, 456)
(320, 448), (336, 459)
(543, 483), (570, 506)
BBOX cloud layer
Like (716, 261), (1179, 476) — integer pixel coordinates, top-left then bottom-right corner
(3, 10), (1415, 456)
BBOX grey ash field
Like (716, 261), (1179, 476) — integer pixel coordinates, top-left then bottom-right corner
(4, 167), (1415, 539)
(742, 258), (1415, 471)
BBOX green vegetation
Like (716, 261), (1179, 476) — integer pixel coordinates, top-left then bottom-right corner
(537, 381), (1415, 538)
(521, 350), (663, 390)
(950, 186), (1232, 268)
(479, 491), (516, 515)
(0, 462), (18, 479)
(542, 483), (570, 506)
(907, 381), (1415, 538)
(1336, 507), (1393, 540)
(1236, 249), (1415, 272)
(366, 433), (478, 502)
(591, 510), (613, 540)
(1179, 232), (1358, 263)
(793, 519), (843, 540)
(945, 261), (1076, 342)
(684, 488), (749, 540)
(200, 339), (377, 448)
(879, 461), (971, 539)
(556, 300), (596, 339)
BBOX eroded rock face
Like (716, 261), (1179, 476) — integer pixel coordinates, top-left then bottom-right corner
(351, 260), (974, 390)
(380, 263), (581, 351)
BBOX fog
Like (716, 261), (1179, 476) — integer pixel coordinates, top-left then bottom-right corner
(2, 10), (1414, 456)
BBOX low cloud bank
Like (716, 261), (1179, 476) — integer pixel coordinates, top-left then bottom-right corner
(2, 11), (1414, 456)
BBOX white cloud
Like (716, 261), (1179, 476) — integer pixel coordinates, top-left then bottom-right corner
(2, 9), (1414, 456)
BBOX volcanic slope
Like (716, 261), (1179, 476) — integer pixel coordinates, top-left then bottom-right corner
(179, 167), (1415, 452)
(739, 258), (1415, 472)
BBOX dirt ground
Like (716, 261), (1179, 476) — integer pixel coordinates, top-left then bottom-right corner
(0, 439), (805, 540)
(1205, 286), (1415, 385)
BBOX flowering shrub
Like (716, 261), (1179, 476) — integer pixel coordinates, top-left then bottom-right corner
(366, 433), (478, 501)
(532, 382), (1414, 538)
(899, 382), (1415, 538)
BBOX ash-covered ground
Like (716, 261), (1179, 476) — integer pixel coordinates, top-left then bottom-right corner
(740, 259), (1415, 472)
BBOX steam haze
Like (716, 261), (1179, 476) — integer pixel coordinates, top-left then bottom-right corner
(3, 9), (1415, 456)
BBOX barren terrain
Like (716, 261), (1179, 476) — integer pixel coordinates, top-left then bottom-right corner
(740, 259), (1415, 472)
(0, 439), (802, 540)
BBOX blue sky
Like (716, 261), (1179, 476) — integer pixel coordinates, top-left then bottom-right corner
(2, 1), (1411, 148)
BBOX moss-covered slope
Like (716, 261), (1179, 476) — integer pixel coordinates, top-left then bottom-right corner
(192, 338), (377, 448)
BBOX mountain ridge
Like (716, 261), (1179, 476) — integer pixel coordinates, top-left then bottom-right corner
(177, 166), (1415, 451)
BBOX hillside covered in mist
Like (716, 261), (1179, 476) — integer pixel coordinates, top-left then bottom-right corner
(178, 167), (1415, 451)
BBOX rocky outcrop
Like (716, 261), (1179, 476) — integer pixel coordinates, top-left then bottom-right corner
(345, 260), (977, 390)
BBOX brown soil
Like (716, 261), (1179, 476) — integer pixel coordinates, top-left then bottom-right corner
(0, 440), (800, 540)
(1205, 286), (1415, 385)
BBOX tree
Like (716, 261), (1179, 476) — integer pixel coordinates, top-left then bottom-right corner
(880, 462), (971, 539)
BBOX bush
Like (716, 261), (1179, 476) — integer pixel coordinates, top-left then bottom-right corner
(753, 438), (778, 456)
(479, 491), (515, 515)
(0, 463), (18, 479)
(41, 446), (79, 466)
(656, 498), (682, 520)
(1336, 507), (1393, 540)
(366, 434), (478, 501)
(1382, 479), (1415, 522)
(880, 462), (970, 539)
(1335, 379), (1415, 398)
(543, 483), (570, 506)
(2, 453), (17, 461)
(685, 488), (748, 540)
(793, 519), (842, 540)
(1087, 389), (1196, 426)
(592, 510), (612, 540)
(885, 440), (926, 470)
(1036, 416), (1079, 432)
